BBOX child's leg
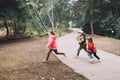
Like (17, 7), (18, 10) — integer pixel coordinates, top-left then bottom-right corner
(83, 46), (93, 59)
(93, 52), (100, 60)
(77, 45), (82, 56)
(45, 49), (52, 61)
(87, 52), (94, 61)
(88, 52), (93, 59)
(53, 49), (66, 57)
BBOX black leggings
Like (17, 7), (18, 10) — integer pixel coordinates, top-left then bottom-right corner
(46, 49), (64, 60)
(89, 52), (100, 60)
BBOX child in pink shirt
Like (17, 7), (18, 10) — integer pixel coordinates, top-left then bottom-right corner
(43, 30), (66, 62)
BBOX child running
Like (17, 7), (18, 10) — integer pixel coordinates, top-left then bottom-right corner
(87, 37), (100, 61)
(43, 30), (66, 62)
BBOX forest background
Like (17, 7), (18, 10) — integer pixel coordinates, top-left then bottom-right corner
(0, 0), (120, 39)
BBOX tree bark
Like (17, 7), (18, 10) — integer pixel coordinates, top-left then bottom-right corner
(4, 21), (9, 37)
(90, 0), (95, 35)
(90, 20), (94, 34)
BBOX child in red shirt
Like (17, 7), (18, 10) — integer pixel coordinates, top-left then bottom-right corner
(87, 37), (100, 61)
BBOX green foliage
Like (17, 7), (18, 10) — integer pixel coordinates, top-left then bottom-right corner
(97, 12), (120, 39)
(81, 9), (90, 26)
(115, 31), (120, 39)
(72, 0), (120, 39)
(24, 28), (34, 35)
(0, 20), (4, 28)
(115, 18), (120, 39)
(0, 0), (120, 39)
(54, 24), (69, 37)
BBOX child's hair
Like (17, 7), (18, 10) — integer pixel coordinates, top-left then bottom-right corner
(87, 37), (93, 42)
(50, 30), (55, 35)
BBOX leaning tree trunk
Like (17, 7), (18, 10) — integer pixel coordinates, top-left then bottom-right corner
(33, 6), (48, 32)
(47, 11), (54, 29)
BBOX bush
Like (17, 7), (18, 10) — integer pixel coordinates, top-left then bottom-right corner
(24, 28), (34, 35)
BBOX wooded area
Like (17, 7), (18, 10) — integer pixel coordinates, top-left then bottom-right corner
(0, 0), (120, 39)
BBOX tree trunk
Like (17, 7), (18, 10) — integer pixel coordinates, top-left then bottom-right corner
(4, 21), (9, 37)
(90, 20), (94, 34)
(33, 6), (48, 32)
(47, 11), (54, 29)
(13, 20), (17, 36)
(90, 0), (95, 35)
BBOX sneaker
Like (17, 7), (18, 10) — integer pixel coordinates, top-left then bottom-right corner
(42, 59), (48, 63)
(88, 59), (94, 61)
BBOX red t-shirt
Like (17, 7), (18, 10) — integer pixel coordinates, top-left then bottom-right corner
(87, 42), (96, 51)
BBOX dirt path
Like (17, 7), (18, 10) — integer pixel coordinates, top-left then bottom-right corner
(0, 37), (88, 80)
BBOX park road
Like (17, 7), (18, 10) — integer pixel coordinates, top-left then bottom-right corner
(56, 28), (120, 80)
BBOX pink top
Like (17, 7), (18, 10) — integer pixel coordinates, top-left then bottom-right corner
(46, 34), (57, 49)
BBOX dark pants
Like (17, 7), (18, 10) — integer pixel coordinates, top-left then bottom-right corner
(77, 44), (87, 56)
(88, 51), (100, 60)
(77, 43), (92, 58)
(46, 49), (65, 60)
